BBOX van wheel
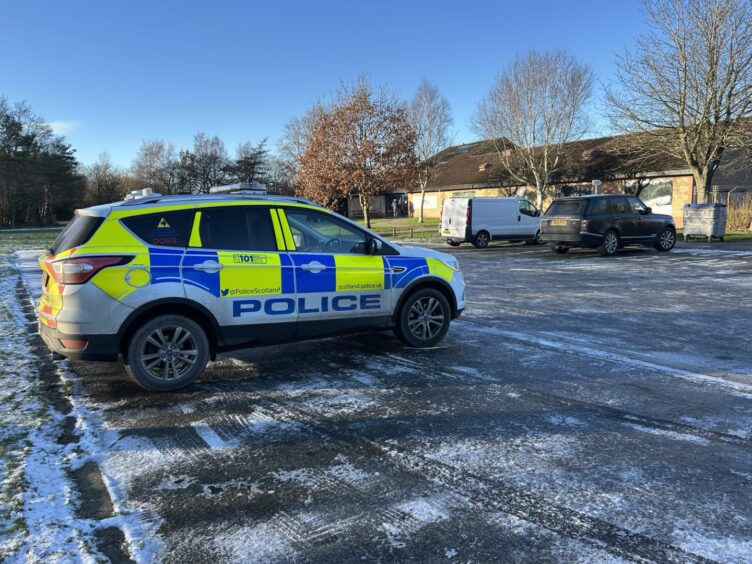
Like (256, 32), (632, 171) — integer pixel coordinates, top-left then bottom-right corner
(473, 231), (490, 248)
(525, 230), (542, 245)
(126, 315), (209, 392)
(654, 227), (676, 252)
(550, 242), (569, 254)
(600, 230), (619, 256)
(394, 288), (451, 348)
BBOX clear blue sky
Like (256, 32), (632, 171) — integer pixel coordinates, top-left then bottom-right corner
(0, 0), (645, 167)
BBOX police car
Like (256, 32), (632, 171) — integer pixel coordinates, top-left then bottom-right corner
(38, 185), (466, 391)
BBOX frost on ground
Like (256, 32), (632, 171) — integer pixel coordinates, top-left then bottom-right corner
(0, 260), (94, 560)
(1, 249), (160, 562)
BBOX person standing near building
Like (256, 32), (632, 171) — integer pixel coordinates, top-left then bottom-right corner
(391, 198), (399, 218)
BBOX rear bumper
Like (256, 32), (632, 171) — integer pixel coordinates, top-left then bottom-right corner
(542, 232), (602, 248)
(38, 321), (120, 361)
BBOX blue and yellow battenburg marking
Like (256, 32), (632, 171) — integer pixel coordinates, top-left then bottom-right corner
(54, 203), (456, 310)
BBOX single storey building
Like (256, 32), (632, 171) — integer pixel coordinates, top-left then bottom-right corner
(401, 135), (751, 228)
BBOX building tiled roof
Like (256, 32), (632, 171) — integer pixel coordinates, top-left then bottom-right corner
(421, 134), (691, 192)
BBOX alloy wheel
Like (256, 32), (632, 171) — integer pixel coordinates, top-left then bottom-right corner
(604, 233), (618, 255)
(139, 325), (199, 381)
(660, 229), (675, 250)
(407, 297), (445, 341)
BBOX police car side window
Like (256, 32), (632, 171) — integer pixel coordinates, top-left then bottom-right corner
(199, 206), (277, 251)
(284, 208), (367, 254)
(121, 210), (195, 247)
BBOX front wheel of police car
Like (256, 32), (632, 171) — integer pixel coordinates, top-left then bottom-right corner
(126, 315), (210, 392)
(395, 288), (451, 348)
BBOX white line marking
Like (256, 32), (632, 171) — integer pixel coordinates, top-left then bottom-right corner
(192, 423), (229, 449)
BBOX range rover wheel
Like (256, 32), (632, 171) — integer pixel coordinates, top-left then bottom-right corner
(600, 230), (619, 257)
(126, 315), (209, 392)
(395, 288), (451, 348)
(550, 242), (569, 254)
(473, 231), (490, 249)
(654, 227), (676, 252)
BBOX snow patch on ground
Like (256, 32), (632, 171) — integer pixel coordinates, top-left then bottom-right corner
(670, 520), (752, 562)
(206, 521), (296, 562)
(273, 455), (372, 489)
(381, 497), (449, 548)
(9, 250), (162, 562)
(624, 423), (710, 446)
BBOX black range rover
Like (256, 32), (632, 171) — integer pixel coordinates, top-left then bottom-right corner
(541, 195), (677, 256)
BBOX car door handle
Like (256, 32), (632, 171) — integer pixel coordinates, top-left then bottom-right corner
(301, 261), (326, 274)
(193, 260), (223, 273)
(518, 215), (521, 221)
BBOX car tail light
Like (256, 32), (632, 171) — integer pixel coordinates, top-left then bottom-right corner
(465, 207), (470, 224)
(50, 256), (133, 285)
(580, 219), (589, 231)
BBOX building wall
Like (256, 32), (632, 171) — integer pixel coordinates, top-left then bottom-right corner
(671, 176), (693, 228)
(409, 175), (694, 227)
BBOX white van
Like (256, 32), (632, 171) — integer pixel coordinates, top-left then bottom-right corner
(440, 197), (542, 248)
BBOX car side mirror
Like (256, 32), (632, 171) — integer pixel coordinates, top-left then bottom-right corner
(643, 207), (652, 215)
(367, 238), (382, 255)
(535, 210), (541, 217)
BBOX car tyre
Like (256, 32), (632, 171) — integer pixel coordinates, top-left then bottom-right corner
(550, 242), (569, 254)
(599, 230), (619, 257)
(394, 288), (451, 348)
(654, 227), (676, 252)
(126, 315), (209, 392)
(473, 231), (490, 249)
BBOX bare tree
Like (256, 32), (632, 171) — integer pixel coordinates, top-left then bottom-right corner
(409, 79), (453, 222)
(607, 0), (752, 203)
(472, 49), (594, 207)
(278, 106), (325, 191)
(86, 153), (124, 205)
(296, 78), (417, 228)
(191, 133), (229, 193)
(132, 140), (180, 194)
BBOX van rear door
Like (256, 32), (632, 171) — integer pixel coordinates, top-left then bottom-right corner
(440, 198), (469, 240)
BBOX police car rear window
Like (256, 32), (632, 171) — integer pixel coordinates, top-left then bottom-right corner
(121, 210), (195, 247)
(50, 214), (103, 254)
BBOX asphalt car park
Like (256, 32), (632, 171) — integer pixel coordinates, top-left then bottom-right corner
(24, 241), (752, 562)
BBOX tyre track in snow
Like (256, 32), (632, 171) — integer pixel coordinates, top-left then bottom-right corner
(325, 336), (752, 448)
(179, 339), (724, 562)
(256, 390), (712, 563)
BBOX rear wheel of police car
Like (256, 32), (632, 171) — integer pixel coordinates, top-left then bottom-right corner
(395, 288), (451, 348)
(126, 315), (210, 392)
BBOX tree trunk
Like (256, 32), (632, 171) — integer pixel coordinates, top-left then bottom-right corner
(360, 194), (371, 229)
(535, 180), (545, 208)
(691, 168), (711, 204)
(419, 185), (426, 224)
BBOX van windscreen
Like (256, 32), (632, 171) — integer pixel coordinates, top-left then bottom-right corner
(545, 200), (586, 216)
